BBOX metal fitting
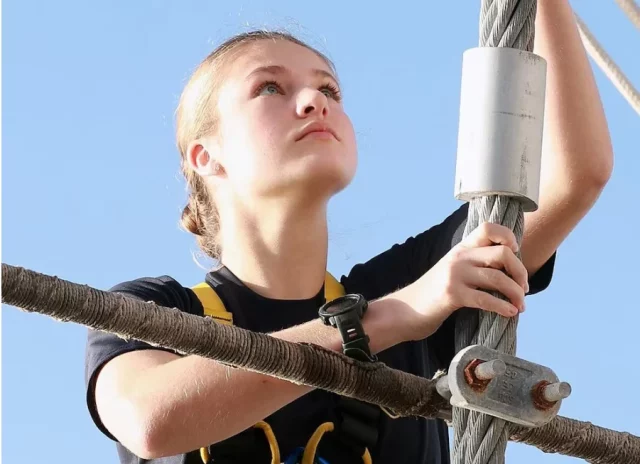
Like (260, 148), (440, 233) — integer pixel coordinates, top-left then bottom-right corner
(448, 345), (571, 427)
(454, 47), (547, 212)
(436, 375), (452, 401)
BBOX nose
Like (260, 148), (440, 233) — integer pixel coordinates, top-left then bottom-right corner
(296, 88), (329, 119)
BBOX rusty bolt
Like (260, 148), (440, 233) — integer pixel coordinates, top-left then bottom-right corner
(542, 381), (571, 402)
(474, 359), (506, 380)
(532, 381), (572, 410)
(464, 359), (504, 392)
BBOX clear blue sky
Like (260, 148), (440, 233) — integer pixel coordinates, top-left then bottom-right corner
(3, 1), (639, 463)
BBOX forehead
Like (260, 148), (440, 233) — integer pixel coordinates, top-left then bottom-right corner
(225, 39), (335, 81)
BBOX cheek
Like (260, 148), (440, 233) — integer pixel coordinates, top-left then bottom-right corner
(222, 109), (269, 159)
(345, 122), (359, 182)
(339, 114), (358, 162)
(220, 110), (286, 193)
(244, 103), (288, 155)
(345, 118), (357, 150)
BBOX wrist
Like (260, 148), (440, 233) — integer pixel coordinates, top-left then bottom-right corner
(364, 289), (418, 352)
(390, 280), (455, 342)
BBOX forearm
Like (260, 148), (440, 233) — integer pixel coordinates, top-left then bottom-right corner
(522, 0), (613, 273)
(122, 290), (414, 458)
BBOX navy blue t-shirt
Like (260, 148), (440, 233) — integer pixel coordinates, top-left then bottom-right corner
(84, 203), (555, 464)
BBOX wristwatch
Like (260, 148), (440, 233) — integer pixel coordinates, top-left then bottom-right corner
(318, 294), (376, 362)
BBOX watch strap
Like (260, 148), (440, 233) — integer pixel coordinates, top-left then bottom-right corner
(333, 300), (376, 362)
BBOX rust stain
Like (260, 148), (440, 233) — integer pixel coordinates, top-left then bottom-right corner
(464, 359), (492, 393)
(531, 380), (557, 411)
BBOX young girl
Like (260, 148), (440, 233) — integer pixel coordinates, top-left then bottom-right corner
(84, 2), (612, 463)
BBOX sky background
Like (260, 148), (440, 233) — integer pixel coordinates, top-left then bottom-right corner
(3, 1), (640, 463)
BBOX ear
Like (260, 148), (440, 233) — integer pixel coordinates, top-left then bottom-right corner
(186, 139), (225, 177)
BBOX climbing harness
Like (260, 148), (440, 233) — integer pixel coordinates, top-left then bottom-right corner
(190, 272), (346, 327)
(199, 421), (281, 464)
(192, 274), (379, 463)
(279, 422), (373, 464)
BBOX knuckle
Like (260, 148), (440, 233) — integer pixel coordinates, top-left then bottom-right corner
(450, 246), (464, 259)
(449, 247), (467, 264)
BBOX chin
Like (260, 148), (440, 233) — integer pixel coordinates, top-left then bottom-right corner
(286, 164), (354, 204)
(308, 154), (354, 189)
(263, 148), (356, 201)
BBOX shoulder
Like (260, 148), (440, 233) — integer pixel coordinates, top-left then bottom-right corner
(86, 274), (205, 369)
(341, 204), (469, 299)
(86, 274), (205, 360)
(108, 275), (204, 314)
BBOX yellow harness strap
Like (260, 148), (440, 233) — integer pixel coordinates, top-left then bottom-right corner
(192, 273), (345, 324)
(199, 421), (280, 464)
(302, 422), (372, 464)
(194, 272), (348, 464)
(191, 282), (233, 325)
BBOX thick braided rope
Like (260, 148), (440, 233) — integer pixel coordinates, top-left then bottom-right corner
(452, 1), (537, 464)
(510, 416), (639, 464)
(3, 262), (640, 461)
(0, 263), (448, 419)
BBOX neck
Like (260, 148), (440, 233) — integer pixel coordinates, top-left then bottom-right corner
(218, 197), (329, 300)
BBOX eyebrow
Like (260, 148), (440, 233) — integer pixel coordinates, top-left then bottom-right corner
(246, 65), (339, 84)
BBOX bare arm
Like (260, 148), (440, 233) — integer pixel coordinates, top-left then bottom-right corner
(94, 289), (416, 459)
(521, 0), (614, 275)
(94, 223), (531, 460)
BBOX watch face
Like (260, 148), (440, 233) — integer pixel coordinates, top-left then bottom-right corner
(324, 295), (359, 314)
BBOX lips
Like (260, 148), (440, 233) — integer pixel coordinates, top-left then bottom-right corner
(295, 122), (339, 141)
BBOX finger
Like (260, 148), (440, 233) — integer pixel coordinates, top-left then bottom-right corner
(462, 223), (519, 253)
(466, 267), (525, 312)
(465, 288), (520, 318)
(465, 245), (529, 292)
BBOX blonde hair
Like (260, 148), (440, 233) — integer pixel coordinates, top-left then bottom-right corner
(176, 30), (336, 260)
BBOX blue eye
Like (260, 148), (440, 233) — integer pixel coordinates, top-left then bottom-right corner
(320, 83), (342, 101)
(258, 82), (281, 96)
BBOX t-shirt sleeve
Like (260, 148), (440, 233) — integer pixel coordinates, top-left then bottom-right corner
(84, 275), (203, 441)
(341, 202), (556, 368)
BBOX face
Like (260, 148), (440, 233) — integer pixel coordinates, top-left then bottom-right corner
(204, 39), (357, 206)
